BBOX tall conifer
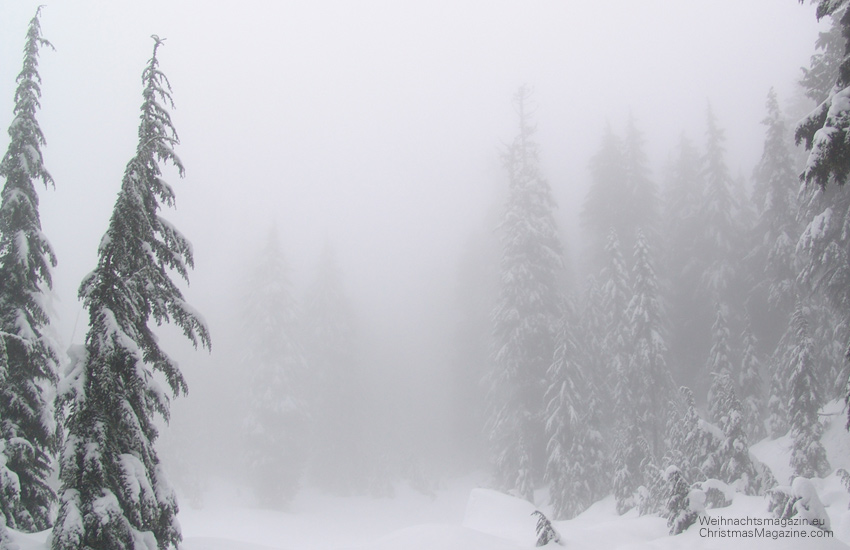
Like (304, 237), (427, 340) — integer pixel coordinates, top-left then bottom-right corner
(52, 37), (210, 550)
(488, 86), (563, 501)
(0, 6), (58, 533)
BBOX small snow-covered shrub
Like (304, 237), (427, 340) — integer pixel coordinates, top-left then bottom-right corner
(665, 466), (705, 535)
(532, 510), (563, 546)
(767, 477), (830, 531)
(697, 478), (733, 508)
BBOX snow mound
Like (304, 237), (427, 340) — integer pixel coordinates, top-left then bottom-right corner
(347, 524), (527, 550)
(183, 537), (285, 550)
(462, 488), (538, 546)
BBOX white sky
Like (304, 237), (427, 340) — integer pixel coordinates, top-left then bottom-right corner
(0, 1), (828, 448)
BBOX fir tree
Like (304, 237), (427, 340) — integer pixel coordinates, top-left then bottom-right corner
(665, 466), (701, 535)
(241, 229), (307, 507)
(669, 387), (721, 483)
(581, 125), (627, 273)
(796, 0), (850, 430)
(796, 0), (850, 187)
(752, 88), (802, 316)
(708, 370), (762, 494)
(0, 7), (58, 533)
(581, 118), (657, 273)
(706, 304), (734, 392)
(622, 116), (659, 241)
(612, 423), (650, 514)
(801, 5), (846, 105)
(302, 244), (365, 495)
(698, 105), (738, 300)
(787, 303), (831, 479)
(663, 135), (710, 389)
(601, 230), (631, 432)
(52, 37), (210, 550)
(488, 86), (563, 501)
(625, 230), (673, 458)
(737, 319), (765, 442)
(544, 304), (606, 519)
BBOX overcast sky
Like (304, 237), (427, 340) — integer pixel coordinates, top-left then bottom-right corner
(0, 2), (827, 440)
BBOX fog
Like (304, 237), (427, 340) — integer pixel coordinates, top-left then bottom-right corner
(0, 1), (826, 503)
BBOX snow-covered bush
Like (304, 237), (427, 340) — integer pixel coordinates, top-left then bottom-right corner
(532, 510), (563, 546)
(767, 477), (830, 531)
(665, 465), (704, 535)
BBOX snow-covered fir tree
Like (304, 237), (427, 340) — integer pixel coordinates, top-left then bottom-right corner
(665, 465), (702, 535)
(488, 86), (563, 501)
(581, 118), (657, 274)
(737, 319), (765, 442)
(795, 182), (850, 421)
(0, 7), (58, 533)
(575, 276), (615, 434)
(706, 303), (735, 395)
(241, 229), (308, 507)
(698, 105), (739, 300)
(601, 230), (631, 432)
(544, 302), (607, 520)
(624, 230), (673, 458)
(786, 302), (831, 479)
(796, 0), (850, 187)
(622, 116), (659, 242)
(668, 387), (721, 484)
(708, 370), (762, 494)
(612, 423), (651, 515)
(752, 88), (802, 317)
(581, 125), (627, 274)
(795, 0), (850, 420)
(663, 135), (710, 389)
(52, 37), (211, 550)
(301, 244), (366, 495)
(800, 4), (845, 105)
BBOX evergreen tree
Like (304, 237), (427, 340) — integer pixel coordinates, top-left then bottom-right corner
(706, 304), (735, 393)
(612, 423), (650, 514)
(302, 244), (365, 495)
(241, 229), (307, 506)
(666, 466), (701, 535)
(581, 118), (657, 274)
(767, 316), (796, 439)
(544, 304), (606, 519)
(737, 319), (766, 442)
(581, 125), (627, 273)
(52, 37), (210, 550)
(698, 105), (738, 300)
(708, 370), (762, 494)
(0, 7), (58, 533)
(800, 5), (846, 105)
(669, 387), (721, 483)
(625, 230), (673, 458)
(622, 116), (659, 242)
(600, 230), (631, 431)
(752, 88), (802, 316)
(488, 86), (563, 501)
(787, 303), (831, 479)
(796, 0), (850, 187)
(663, 135), (710, 389)
(796, 182), (850, 419)
(796, 0), (850, 429)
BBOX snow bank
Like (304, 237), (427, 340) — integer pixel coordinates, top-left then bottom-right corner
(462, 488), (538, 546)
(349, 524), (525, 550)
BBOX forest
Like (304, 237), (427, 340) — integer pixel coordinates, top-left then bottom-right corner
(1, 1), (850, 549)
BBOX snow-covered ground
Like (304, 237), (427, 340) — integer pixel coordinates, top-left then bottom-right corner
(10, 401), (850, 550)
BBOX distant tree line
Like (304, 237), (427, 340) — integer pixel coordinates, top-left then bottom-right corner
(481, 0), (850, 534)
